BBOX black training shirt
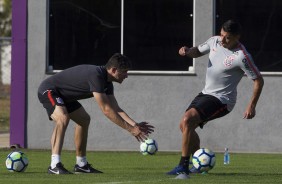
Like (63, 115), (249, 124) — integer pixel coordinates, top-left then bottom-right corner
(38, 65), (114, 102)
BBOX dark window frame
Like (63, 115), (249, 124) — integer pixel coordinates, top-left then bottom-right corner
(216, 0), (282, 75)
(46, 0), (195, 75)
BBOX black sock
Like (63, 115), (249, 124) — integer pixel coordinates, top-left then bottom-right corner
(179, 156), (190, 167)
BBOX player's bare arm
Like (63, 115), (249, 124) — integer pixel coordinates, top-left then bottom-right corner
(243, 76), (264, 119)
(179, 46), (203, 58)
(107, 95), (136, 126)
(93, 92), (149, 141)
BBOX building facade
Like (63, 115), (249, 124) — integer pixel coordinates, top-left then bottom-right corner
(11, 0), (282, 153)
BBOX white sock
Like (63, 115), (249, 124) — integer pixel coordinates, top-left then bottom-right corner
(51, 154), (61, 169)
(76, 156), (87, 167)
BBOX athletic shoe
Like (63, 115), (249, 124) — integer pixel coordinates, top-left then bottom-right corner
(166, 165), (189, 175)
(74, 163), (103, 174)
(175, 172), (190, 179)
(189, 166), (202, 174)
(48, 162), (73, 174)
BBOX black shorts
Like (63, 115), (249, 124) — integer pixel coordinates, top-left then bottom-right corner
(38, 90), (82, 120)
(187, 93), (230, 128)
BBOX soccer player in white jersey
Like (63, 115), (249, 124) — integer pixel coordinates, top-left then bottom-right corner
(167, 20), (264, 175)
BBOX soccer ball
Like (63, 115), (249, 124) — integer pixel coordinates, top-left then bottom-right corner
(6, 151), (29, 172)
(140, 138), (158, 155)
(192, 148), (216, 172)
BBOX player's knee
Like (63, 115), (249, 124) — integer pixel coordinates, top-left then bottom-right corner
(183, 109), (200, 127)
(181, 115), (198, 131)
(180, 117), (190, 132)
(58, 120), (69, 129)
(182, 115), (189, 124)
(52, 114), (70, 128)
(75, 113), (91, 127)
(81, 114), (91, 127)
(182, 114), (192, 126)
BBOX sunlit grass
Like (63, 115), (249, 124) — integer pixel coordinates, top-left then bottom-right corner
(0, 149), (281, 184)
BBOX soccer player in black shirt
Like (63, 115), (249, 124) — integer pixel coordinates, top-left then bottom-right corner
(38, 53), (154, 174)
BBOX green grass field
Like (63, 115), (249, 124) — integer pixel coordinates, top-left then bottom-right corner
(0, 149), (281, 184)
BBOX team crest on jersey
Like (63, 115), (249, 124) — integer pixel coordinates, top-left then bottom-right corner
(56, 97), (64, 105)
(223, 55), (235, 67)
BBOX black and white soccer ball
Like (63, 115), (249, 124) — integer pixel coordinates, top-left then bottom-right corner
(192, 148), (216, 172)
(140, 138), (158, 155)
(6, 151), (29, 172)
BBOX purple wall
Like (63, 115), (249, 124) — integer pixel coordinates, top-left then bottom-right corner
(10, 0), (27, 147)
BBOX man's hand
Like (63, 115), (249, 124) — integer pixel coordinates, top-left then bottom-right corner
(137, 122), (154, 135)
(130, 122), (155, 142)
(243, 76), (264, 119)
(179, 46), (189, 56)
(243, 104), (256, 119)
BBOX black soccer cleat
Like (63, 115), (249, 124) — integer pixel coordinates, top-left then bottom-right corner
(48, 162), (73, 174)
(74, 163), (103, 174)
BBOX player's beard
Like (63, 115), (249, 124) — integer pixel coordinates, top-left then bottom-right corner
(114, 77), (124, 84)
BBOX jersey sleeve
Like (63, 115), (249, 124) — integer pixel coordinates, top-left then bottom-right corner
(88, 79), (104, 93)
(88, 75), (114, 95)
(198, 37), (216, 55)
(105, 82), (114, 95)
(88, 75), (104, 93)
(239, 53), (261, 79)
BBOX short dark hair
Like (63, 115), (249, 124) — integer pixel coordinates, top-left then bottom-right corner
(105, 53), (132, 70)
(222, 20), (242, 35)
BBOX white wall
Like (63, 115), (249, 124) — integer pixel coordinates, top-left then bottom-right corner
(27, 0), (282, 153)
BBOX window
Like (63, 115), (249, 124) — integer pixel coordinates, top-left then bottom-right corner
(216, 0), (282, 73)
(48, 0), (193, 73)
(123, 0), (193, 72)
(48, 0), (121, 71)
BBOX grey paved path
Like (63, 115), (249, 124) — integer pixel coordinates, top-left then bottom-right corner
(0, 133), (9, 148)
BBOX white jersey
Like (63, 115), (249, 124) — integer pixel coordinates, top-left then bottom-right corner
(198, 36), (261, 111)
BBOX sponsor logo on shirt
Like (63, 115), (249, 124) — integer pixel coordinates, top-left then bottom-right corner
(242, 58), (255, 77)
